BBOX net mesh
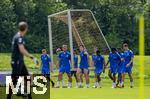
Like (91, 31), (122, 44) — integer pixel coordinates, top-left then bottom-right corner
(49, 10), (110, 64)
(71, 11), (110, 54)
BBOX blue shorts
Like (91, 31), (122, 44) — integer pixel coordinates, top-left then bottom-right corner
(79, 66), (89, 74)
(42, 68), (50, 75)
(110, 66), (118, 74)
(123, 66), (132, 74)
(79, 65), (88, 70)
(59, 67), (71, 74)
(117, 66), (124, 74)
(94, 69), (103, 75)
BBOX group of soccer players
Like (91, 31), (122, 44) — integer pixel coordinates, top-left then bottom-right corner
(106, 45), (134, 88)
(9, 21), (134, 99)
(42, 42), (134, 89)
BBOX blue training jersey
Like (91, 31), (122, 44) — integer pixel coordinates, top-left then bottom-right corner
(41, 54), (51, 70)
(119, 52), (125, 66)
(92, 54), (104, 71)
(109, 52), (121, 68)
(74, 55), (78, 68)
(123, 50), (134, 66)
(79, 51), (89, 69)
(59, 51), (71, 68)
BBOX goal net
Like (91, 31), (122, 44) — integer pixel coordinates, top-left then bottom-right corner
(48, 9), (111, 67)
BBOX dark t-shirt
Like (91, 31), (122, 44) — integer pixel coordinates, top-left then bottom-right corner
(11, 33), (25, 62)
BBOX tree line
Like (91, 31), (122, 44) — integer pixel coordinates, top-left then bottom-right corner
(0, 0), (149, 55)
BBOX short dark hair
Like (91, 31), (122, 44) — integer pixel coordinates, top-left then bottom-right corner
(42, 48), (46, 51)
(111, 48), (117, 52)
(79, 45), (84, 48)
(18, 22), (28, 31)
(96, 50), (101, 56)
(123, 40), (129, 45)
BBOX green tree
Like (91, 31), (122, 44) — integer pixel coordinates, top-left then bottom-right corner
(0, 0), (16, 52)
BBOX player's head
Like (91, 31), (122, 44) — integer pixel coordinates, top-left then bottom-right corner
(96, 50), (101, 56)
(117, 48), (122, 53)
(18, 21), (28, 35)
(111, 48), (117, 53)
(79, 45), (84, 51)
(123, 43), (129, 51)
(42, 48), (47, 54)
(62, 45), (67, 52)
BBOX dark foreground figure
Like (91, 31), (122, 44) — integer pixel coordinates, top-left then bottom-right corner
(7, 22), (38, 99)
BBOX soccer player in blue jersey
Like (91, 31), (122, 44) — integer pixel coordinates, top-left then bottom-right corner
(56, 47), (65, 87)
(56, 45), (72, 88)
(92, 49), (105, 88)
(71, 50), (78, 86)
(77, 45), (90, 88)
(41, 48), (55, 87)
(121, 43), (134, 88)
(106, 48), (121, 88)
(116, 48), (124, 87)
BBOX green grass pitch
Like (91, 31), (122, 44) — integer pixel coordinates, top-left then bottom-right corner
(50, 86), (150, 99)
(0, 53), (150, 99)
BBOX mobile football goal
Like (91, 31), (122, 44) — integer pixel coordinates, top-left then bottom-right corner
(48, 9), (111, 67)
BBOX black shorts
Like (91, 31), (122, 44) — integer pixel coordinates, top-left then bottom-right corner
(11, 60), (29, 76)
(9, 60), (29, 91)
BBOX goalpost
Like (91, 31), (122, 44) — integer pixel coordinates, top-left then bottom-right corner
(48, 9), (111, 67)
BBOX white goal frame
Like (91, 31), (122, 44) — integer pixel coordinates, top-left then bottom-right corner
(48, 9), (111, 67)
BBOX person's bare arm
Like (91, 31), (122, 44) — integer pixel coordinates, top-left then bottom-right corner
(50, 62), (53, 72)
(126, 58), (133, 67)
(18, 44), (39, 65)
(18, 44), (33, 58)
